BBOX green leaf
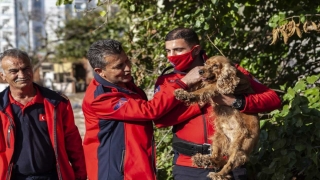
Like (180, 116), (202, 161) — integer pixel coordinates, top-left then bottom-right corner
(211, 0), (218, 4)
(293, 81), (306, 92)
(204, 23), (209, 30)
(272, 139), (286, 150)
(56, 0), (63, 6)
(130, 5), (135, 11)
(278, 12), (286, 19)
(295, 143), (306, 151)
(268, 22), (277, 28)
(304, 88), (318, 96)
(97, 0), (102, 6)
(306, 75), (319, 84)
(271, 15), (280, 23)
(99, 10), (106, 17)
(311, 152), (318, 166)
(283, 88), (296, 101)
(280, 149), (287, 155)
(231, 20), (237, 27)
(280, 84), (287, 91)
(195, 20), (201, 28)
(316, 6), (320, 13)
(260, 120), (267, 129)
(295, 118), (303, 127)
(300, 14), (306, 23)
(280, 156), (290, 165)
(268, 14), (280, 27)
(279, 105), (289, 116)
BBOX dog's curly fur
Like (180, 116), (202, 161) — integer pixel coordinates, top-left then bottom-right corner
(174, 56), (260, 180)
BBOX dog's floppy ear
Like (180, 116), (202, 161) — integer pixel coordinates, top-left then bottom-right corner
(216, 63), (240, 94)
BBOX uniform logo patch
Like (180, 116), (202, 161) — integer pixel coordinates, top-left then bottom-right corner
(154, 86), (160, 94)
(39, 114), (46, 121)
(114, 98), (128, 110)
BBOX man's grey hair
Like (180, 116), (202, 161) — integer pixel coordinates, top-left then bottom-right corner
(0, 48), (31, 72)
(86, 39), (124, 69)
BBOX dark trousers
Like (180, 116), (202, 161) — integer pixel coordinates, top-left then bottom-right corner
(173, 165), (247, 180)
(10, 171), (58, 180)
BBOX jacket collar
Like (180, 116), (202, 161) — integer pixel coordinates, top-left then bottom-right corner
(94, 73), (133, 94)
(0, 83), (63, 111)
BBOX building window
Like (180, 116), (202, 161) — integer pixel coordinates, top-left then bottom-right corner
(3, 31), (13, 38)
(2, 6), (9, 14)
(2, 19), (10, 27)
(33, 0), (42, 8)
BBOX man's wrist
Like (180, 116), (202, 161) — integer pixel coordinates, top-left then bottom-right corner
(175, 79), (188, 89)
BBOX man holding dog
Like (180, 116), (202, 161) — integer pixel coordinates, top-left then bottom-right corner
(153, 27), (281, 180)
(82, 39), (203, 180)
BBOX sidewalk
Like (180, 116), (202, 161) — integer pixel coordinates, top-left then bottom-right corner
(68, 92), (86, 140)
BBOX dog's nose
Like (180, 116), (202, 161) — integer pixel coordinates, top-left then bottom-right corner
(199, 69), (204, 75)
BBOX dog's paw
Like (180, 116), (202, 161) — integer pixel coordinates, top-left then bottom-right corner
(174, 89), (188, 100)
(192, 153), (214, 168)
(207, 173), (232, 180)
(174, 89), (196, 103)
(234, 151), (248, 166)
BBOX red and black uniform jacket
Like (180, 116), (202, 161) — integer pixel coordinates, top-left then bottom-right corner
(154, 65), (282, 168)
(82, 73), (189, 180)
(0, 83), (87, 180)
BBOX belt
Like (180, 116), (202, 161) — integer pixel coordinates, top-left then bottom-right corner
(172, 134), (211, 156)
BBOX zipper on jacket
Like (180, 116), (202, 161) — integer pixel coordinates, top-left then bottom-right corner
(53, 108), (63, 180)
(7, 125), (12, 148)
(120, 150), (125, 174)
(4, 112), (15, 148)
(6, 163), (13, 180)
(151, 135), (157, 174)
(4, 112), (15, 180)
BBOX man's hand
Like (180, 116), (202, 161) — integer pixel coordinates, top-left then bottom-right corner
(212, 94), (236, 106)
(181, 66), (203, 86)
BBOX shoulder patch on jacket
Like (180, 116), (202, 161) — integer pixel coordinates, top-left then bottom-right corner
(114, 97), (128, 110)
(154, 85), (160, 94)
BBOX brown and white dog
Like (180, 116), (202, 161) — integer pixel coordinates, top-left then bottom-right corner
(174, 56), (260, 180)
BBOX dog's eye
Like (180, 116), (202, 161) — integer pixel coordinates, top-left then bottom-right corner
(213, 64), (219, 68)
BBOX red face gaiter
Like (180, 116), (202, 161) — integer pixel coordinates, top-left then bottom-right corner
(167, 46), (197, 72)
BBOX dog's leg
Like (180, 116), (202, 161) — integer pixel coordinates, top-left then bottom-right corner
(192, 153), (214, 168)
(208, 111), (248, 179)
(240, 113), (260, 154)
(233, 150), (248, 168)
(210, 132), (224, 162)
(174, 83), (219, 104)
(210, 151), (237, 179)
(174, 88), (200, 104)
(213, 127), (247, 179)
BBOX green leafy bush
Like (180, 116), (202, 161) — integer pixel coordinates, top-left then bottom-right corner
(247, 74), (320, 180)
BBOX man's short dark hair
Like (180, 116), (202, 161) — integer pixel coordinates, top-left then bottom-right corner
(0, 48), (31, 63)
(165, 27), (200, 47)
(87, 39), (124, 69)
